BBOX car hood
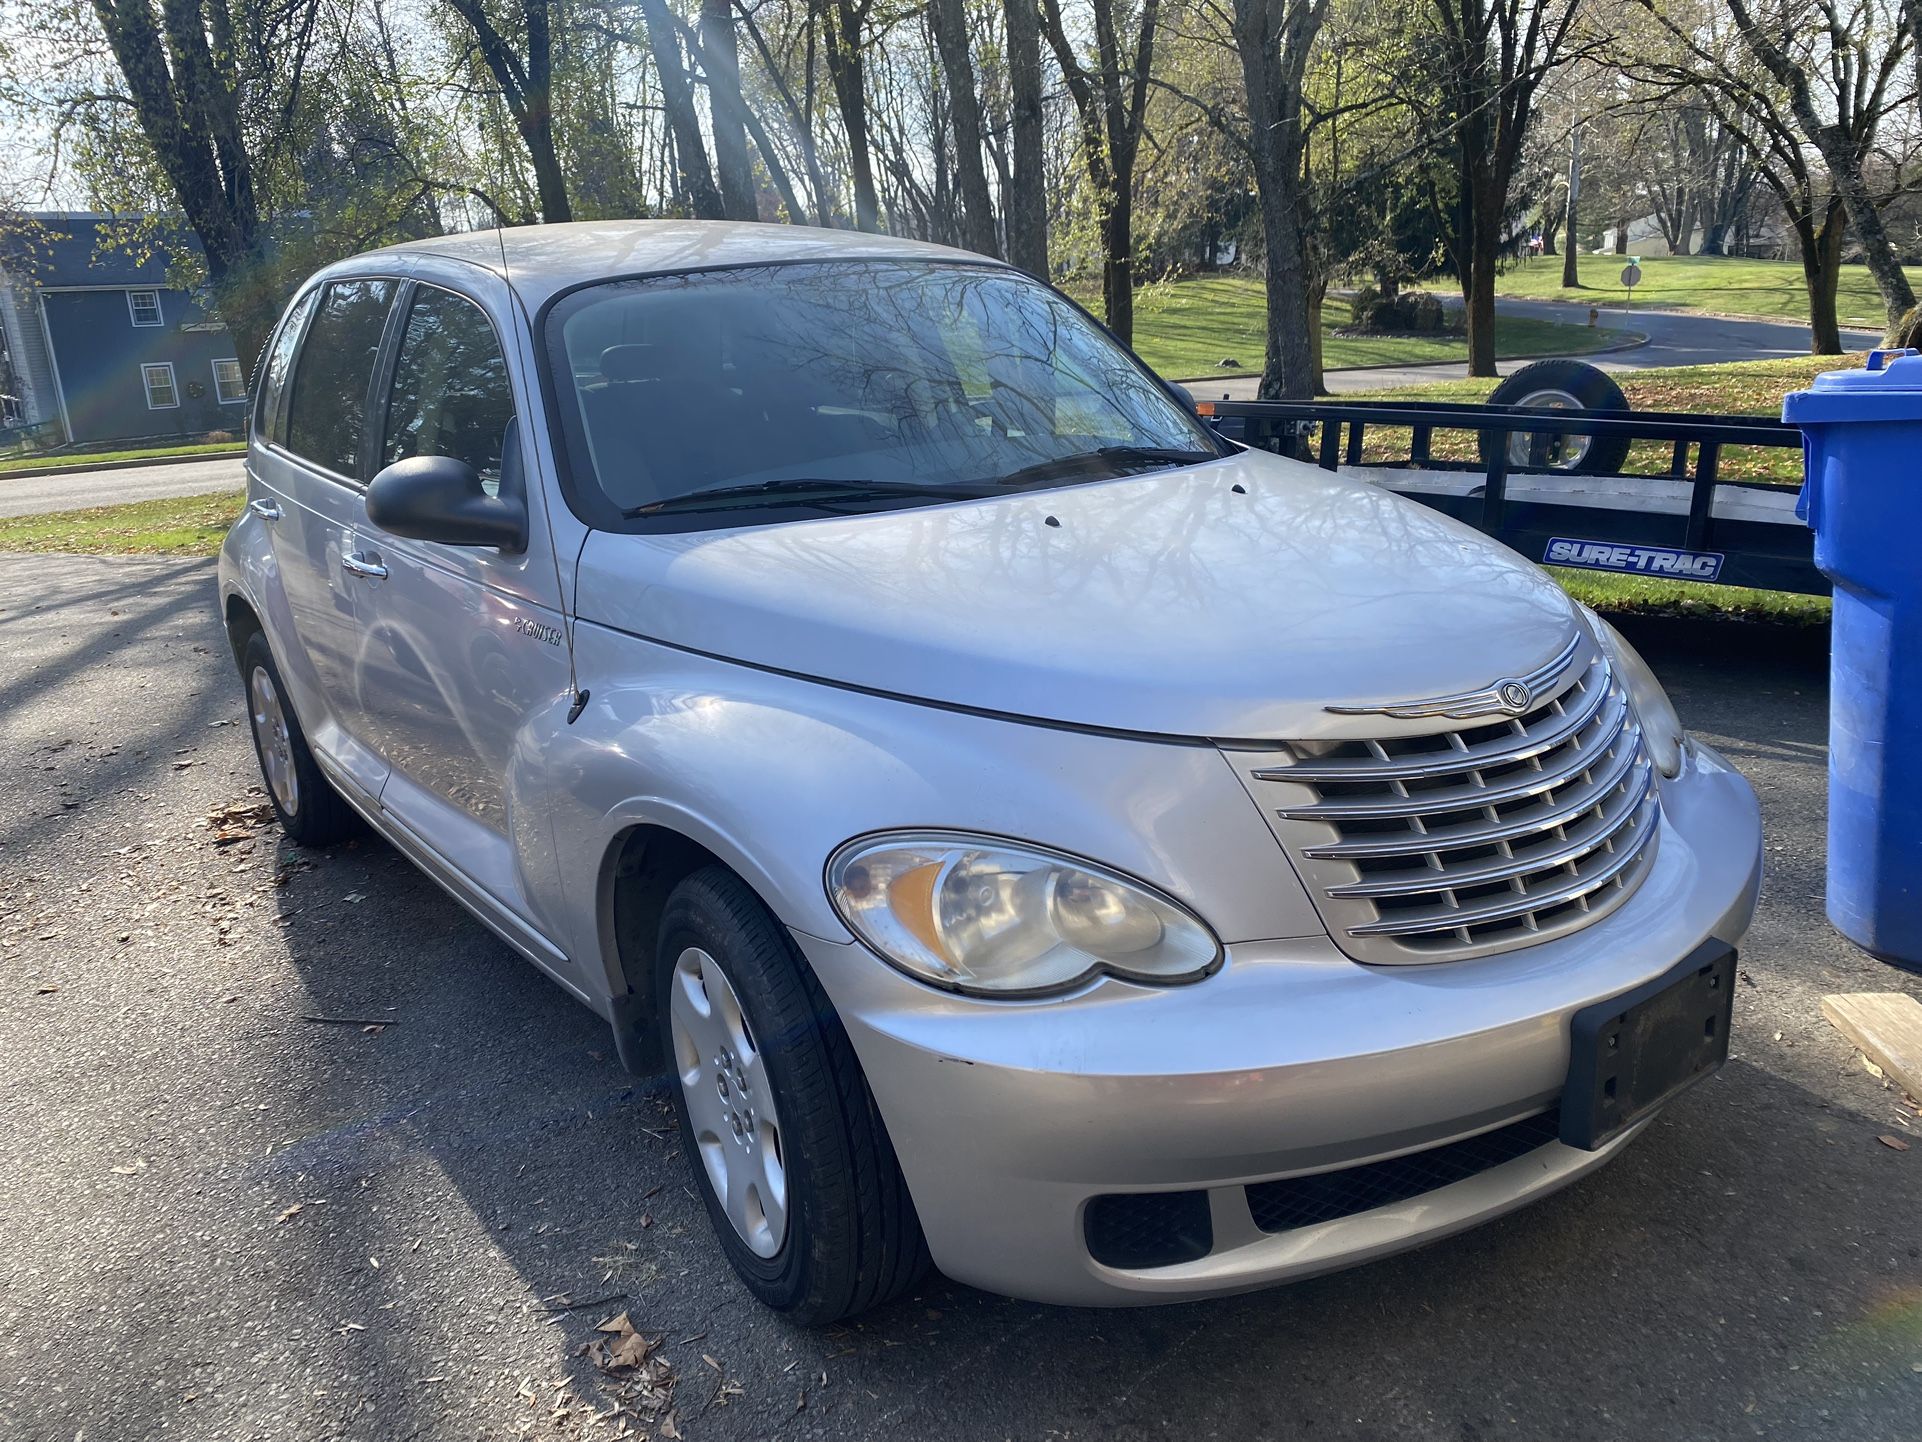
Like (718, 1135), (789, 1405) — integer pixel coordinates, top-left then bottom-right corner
(574, 449), (1584, 740)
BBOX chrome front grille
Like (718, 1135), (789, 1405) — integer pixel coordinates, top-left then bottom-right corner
(1232, 641), (1661, 963)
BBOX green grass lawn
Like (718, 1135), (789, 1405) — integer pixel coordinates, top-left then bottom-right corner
(0, 491), (242, 554)
(1494, 252), (1909, 330)
(1120, 275), (1619, 379)
(1353, 353), (1846, 624)
(0, 439), (245, 476)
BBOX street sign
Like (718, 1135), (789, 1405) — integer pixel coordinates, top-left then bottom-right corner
(1621, 261), (1643, 290)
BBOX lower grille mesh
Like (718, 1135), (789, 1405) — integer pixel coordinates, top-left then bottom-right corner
(1245, 1111), (1562, 1233)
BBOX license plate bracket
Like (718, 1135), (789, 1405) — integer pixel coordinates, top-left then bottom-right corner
(1560, 941), (1736, 1150)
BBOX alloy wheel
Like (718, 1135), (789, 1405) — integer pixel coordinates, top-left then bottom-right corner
(669, 946), (789, 1258)
(249, 664), (300, 816)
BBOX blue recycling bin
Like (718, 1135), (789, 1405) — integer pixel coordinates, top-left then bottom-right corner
(1784, 350), (1922, 971)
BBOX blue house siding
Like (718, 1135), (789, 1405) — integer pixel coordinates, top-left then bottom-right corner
(41, 286), (247, 443)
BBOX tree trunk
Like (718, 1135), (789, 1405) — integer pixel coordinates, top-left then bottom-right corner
(824, 0), (881, 230)
(1612, 221), (1628, 256)
(1800, 207), (1847, 354)
(637, 0), (725, 217)
(91, 0), (274, 367)
(1562, 124), (1581, 288)
(1540, 207), (1558, 256)
(930, 0), (998, 256)
(1826, 143), (1915, 328)
(1101, 185), (1134, 345)
(1464, 172), (1500, 376)
(1001, 0), (1048, 277)
(1231, 0), (1318, 399)
(700, 0), (756, 220)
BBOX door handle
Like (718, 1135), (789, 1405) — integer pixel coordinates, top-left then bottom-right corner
(340, 551), (388, 580)
(248, 498), (282, 521)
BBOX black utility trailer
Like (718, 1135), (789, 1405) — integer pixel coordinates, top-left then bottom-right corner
(1198, 398), (1820, 596)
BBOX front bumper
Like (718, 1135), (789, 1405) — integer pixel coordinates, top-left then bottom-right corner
(795, 743), (1762, 1307)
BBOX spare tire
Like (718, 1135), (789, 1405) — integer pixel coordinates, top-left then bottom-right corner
(1476, 358), (1631, 475)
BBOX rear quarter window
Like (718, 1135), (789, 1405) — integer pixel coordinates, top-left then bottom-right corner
(253, 288), (318, 444)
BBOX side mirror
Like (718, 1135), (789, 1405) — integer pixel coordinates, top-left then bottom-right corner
(366, 454), (527, 552)
(1170, 383), (1200, 414)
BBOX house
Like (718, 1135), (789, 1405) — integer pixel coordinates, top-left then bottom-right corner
(0, 213), (248, 447)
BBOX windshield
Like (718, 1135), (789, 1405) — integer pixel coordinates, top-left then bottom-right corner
(545, 259), (1220, 522)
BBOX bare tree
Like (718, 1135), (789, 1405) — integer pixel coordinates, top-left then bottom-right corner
(1426, 0), (1584, 375)
(84, 0), (322, 366)
(822, 0), (884, 229)
(1721, 0), (1915, 326)
(1041, 0), (1161, 343)
(1002, 0), (1050, 275)
(1232, 0), (1330, 397)
(1630, 0), (1912, 348)
(701, 0), (757, 217)
(930, 0), (1000, 253)
(443, 0), (575, 221)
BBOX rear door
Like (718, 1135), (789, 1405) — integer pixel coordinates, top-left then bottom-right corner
(251, 276), (399, 802)
(348, 275), (575, 956)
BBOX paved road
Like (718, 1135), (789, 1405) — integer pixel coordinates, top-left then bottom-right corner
(1186, 298), (1884, 399)
(3, 555), (1921, 1442)
(0, 455), (245, 518)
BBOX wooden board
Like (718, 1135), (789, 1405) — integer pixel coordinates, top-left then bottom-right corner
(1821, 992), (1922, 1102)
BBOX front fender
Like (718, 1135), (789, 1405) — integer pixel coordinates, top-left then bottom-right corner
(542, 622), (1327, 1009)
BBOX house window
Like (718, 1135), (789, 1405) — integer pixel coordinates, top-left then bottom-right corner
(142, 362), (178, 409)
(128, 290), (163, 327)
(211, 358), (247, 404)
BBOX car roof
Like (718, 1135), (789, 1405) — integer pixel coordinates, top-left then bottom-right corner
(357, 220), (1005, 308)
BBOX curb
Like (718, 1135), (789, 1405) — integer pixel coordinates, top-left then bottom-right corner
(0, 448), (246, 482)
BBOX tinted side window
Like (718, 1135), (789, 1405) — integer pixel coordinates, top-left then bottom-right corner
(254, 288), (318, 443)
(284, 279), (395, 477)
(381, 287), (515, 488)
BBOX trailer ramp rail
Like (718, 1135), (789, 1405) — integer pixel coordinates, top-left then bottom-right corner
(1198, 398), (1817, 596)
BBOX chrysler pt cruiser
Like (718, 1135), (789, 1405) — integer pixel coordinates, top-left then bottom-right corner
(218, 222), (1763, 1323)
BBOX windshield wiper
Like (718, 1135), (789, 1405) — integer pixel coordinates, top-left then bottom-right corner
(623, 477), (1002, 518)
(985, 445), (1219, 490)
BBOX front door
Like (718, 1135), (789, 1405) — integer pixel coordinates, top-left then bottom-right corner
(347, 279), (574, 953)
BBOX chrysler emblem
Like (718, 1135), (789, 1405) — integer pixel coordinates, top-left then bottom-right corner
(1327, 632), (1583, 721)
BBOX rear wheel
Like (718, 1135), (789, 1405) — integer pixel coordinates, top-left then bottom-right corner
(655, 866), (928, 1324)
(240, 630), (362, 847)
(1478, 359), (1632, 475)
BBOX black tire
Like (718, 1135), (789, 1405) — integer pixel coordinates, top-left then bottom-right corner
(1477, 358), (1632, 475)
(238, 629), (363, 847)
(654, 866), (928, 1324)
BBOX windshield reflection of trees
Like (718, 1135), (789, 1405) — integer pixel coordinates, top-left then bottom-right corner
(560, 262), (1205, 510)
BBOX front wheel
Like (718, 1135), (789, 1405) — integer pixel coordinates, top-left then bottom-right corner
(655, 866), (928, 1324)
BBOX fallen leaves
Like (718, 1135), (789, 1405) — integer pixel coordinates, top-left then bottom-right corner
(205, 798), (275, 847)
(1876, 1134), (1911, 1152)
(581, 1310), (679, 1436)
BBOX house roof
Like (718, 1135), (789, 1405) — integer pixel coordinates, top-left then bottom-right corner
(3, 213), (205, 289)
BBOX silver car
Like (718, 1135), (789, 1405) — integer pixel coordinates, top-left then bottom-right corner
(217, 222), (1763, 1323)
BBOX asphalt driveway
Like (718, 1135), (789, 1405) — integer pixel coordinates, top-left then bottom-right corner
(2, 555), (1919, 1441)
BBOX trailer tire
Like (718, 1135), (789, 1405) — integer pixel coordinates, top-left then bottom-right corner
(1477, 360), (1632, 476)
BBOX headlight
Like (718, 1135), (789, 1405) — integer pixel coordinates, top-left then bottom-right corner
(1584, 608), (1687, 778)
(826, 833), (1222, 996)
